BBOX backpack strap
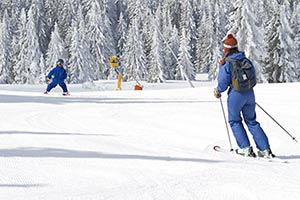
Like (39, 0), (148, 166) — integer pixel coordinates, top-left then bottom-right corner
(224, 57), (235, 62)
(224, 57), (239, 89)
(224, 57), (240, 65)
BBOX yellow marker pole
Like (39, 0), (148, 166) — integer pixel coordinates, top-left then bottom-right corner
(117, 73), (122, 90)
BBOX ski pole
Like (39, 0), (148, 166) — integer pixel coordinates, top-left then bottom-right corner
(256, 103), (298, 143)
(219, 98), (234, 151)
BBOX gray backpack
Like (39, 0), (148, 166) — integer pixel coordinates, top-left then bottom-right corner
(225, 57), (256, 92)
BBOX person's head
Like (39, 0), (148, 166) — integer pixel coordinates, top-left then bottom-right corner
(223, 34), (238, 56)
(57, 59), (64, 67)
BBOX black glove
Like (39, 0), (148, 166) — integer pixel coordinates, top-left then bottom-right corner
(46, 77), (51, 84)
(214, 88), (221, 98)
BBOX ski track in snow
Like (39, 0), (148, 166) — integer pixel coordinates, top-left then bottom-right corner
(1, 81), (300, 200)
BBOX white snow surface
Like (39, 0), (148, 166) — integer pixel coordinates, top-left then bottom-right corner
(1, 80), (300, 200)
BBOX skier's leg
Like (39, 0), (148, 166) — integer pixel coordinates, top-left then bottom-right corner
(242, 102), (270, 151)
(59, 82), (68, 93)
(46, 81), (58, 92)
(227, 94), (250, 149)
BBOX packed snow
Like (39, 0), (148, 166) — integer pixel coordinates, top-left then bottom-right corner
(0, 80), (300, 200)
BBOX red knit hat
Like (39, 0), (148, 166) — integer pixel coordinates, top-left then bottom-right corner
(223, 34), (238, 49)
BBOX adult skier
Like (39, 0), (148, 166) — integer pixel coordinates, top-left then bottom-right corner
(214, 34), (275, 158)
(44, 59), (69, 95)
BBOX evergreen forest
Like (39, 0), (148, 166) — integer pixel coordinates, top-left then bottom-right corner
(0, 0), (299, 84)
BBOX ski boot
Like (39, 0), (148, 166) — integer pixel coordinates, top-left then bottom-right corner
(44, 91), (49, 94)
(235, 146), (256, 157)
(257, 148), (275, 158)
(62, 92), (70, 96)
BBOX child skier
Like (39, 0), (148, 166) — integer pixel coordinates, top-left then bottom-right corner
(44, 59), (69, 95)
(214, 34), (275, 158)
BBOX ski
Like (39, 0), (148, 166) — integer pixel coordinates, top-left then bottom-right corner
(43, 93), (70, 96)
(213, 145), (289, 164)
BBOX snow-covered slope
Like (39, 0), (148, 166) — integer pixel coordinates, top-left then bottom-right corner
(0, 81), (300, 200)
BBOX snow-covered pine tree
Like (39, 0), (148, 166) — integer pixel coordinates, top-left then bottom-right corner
(292, 3), (300, 80)
(13, 8), (28, 84)
(38, 53), (46, 83)
(44, 0), (59, 28)
(147, 7), (165, 83)
(25, 6), (43, 84)
(176, 27), (195, 81)
(161, 4), (178, 80)
(0, 10), (13, 83)
(64, 1), (79, 59)
(167, 26), (181, 80)
(45, 0), (69, 28)
(127, 0), (145, 23)
(163, 0), (180, 29)
(115, 0), (128, 18)
(263, 1), (283, 83)
(140, 7), (154, 81)
(122, 18), (146, 82)
(195, 7), (213, 74)
(8, 0), (22, 51)
(146, 0), (160, 11)
(85, 0), (107, 80)
(180, 0), (197, 65)
(279, 0), (298, 82)
(31, 0), (50, 55)
(68, 6), (95, 83)
(117, 11), (127, 56)
(46, 22), (67, 74)
(13, 7), (43, 84)
(58, 0), (78, 41)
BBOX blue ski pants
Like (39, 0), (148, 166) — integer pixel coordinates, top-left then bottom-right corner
(227, 89), (270, 151)
(47, 81), (68, 93)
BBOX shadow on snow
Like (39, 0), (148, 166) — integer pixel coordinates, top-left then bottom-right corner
(0, 94), (216, 105)
(0, 130), (114, 137)
(0, 184), (47, 188)
(0, 147), (220, 164)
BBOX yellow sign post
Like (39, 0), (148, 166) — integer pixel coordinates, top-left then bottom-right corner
(109, 56), (122, 90)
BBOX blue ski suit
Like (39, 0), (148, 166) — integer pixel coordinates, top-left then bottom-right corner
(46, 65), (68, 93)
(216, 52), (270, 151)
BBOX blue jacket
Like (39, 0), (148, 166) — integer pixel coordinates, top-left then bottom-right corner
(47, 66), (67, 83)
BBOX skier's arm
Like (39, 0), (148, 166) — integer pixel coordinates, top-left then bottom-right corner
(217, 62), (231, 93)
(47, 68), (54, 79)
